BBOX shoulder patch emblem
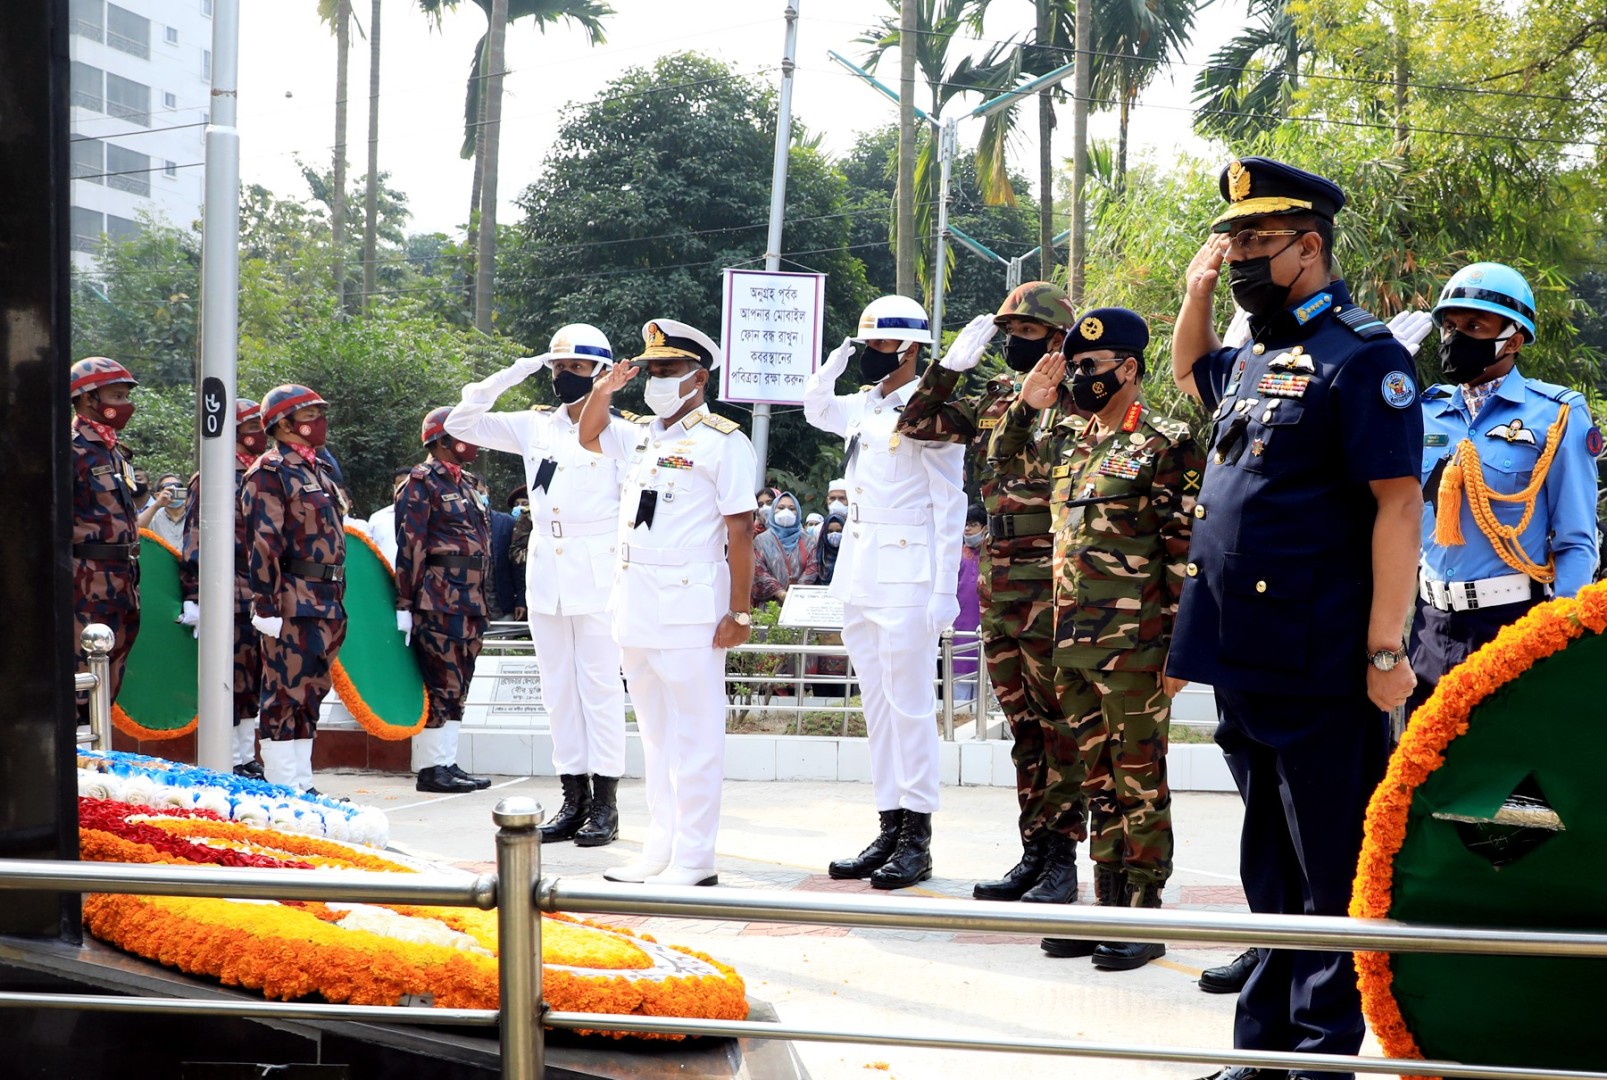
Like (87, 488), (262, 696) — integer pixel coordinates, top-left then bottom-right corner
(1381, 370), (1417, 409)
(1588, 425), (1605, 458)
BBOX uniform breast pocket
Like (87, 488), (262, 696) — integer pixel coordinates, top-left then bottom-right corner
(1217, 551), (1314, 673)
(1481, 449), (1540, 528)
(866, 440), (908, 483)
(1239, 402), (1306, 474)
(657, 562), (720, 625)
(876, 534), (931, 585)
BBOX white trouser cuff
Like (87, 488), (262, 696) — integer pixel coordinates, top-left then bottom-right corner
(293, 738), (315, 792)
(259, 740), (296, 788)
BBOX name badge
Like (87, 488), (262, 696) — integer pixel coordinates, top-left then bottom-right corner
(442, 492), (462, 502)
(1424, 433), (1449, 447)
(92, 465), (114, 476)
(1051, 464), (1072, 479)
(304, 484), (323, 494)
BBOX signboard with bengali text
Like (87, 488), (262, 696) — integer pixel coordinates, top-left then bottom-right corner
(719, 268), (825, 406)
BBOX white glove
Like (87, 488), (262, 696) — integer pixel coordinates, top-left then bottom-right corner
(819, 337), (855, 382)
(1387, 310), (1436, 357)
(511, 353), (549, 379)
(396, 610), (413, 647)
(926, 594), (961, 637)
(178, 600), (199, 639)
(940, 313), (998, 372)
(251, 614), (283, 640)
(1221, 305), (1253, 349)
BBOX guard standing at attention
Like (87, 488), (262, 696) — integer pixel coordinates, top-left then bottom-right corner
(992, 308), (1200, 969)
(241, 384), (349, 795)
(579, 319), (757, 888)
(70, 356), (143, 721)
(1168, 158), (1423, 1080)
(803, 295), (967, 890)
(1412, 262), (1599, 706)
(393, 407), (495, 794)
(445, 324), (635, 844)
(179, 397), (268, 777)
(899, 282), (1094, 906)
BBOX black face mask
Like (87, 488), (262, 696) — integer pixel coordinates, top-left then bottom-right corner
(552, 369), (594, 404)
(1226, 236), (1303, 318)
(1438, 328), (1513, 385)
(857, 343), (904, 384)
(1003, 334), (1051, 373)
(1069, 365), (1127, 413)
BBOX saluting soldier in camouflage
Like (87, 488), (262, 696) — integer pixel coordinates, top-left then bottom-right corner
(898, 282), (1091, 907)
(990, 307), (1201, 970)
(179, 397), (269, 777)
(394, 407), (494, 794)
(241, 384), (348, 794)
(70, 357), (143, 721)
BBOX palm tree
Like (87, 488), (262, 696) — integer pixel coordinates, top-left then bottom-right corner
(417, 0), (612, 326)
(317, 0), (353, 308)
(1192, 0), (1312, 141)
(1093, 0), (1200, 191)
(362, 0), (382, 308)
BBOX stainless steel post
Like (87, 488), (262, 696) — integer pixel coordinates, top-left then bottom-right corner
(940, 629), (955, 741)
(81, 623), (114, 749)
(494, 798), (543, 1080)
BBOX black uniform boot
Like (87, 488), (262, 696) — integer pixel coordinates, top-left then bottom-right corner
(573, 775), (620, 847)
(447, 763), (491, 790)
(972, 833), (1048, 901)
(538, 774), (592, 842)
(828, 809), (904, 879)
(870, 811), (933, 890)
(1041, 864), (1124, 958)
(1199, 948), (1260, 994)
(416, 766), (477, 793)
(1019, 834), (1080, 904)
(1091, 877), (1167, 970)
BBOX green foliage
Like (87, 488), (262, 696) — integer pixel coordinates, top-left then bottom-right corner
(72, 219), (201, 387)
(121, 384), (198, 484)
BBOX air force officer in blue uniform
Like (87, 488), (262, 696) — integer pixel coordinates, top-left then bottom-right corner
(1168, 158), (1424, 1080)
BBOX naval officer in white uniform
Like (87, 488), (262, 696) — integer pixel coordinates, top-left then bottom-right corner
(579, 318), (757, 888)
(802, 294), (967, 889)
(445, 324), (635, 847)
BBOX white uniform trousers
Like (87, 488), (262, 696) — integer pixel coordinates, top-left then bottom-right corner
(841, 602), (941, 815)
(529, 609), (626, 777)
(621, 643), (727, 870)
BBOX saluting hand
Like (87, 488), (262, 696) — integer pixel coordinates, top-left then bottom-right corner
(1185, 234), (1230, 302)
(1019, 351), (1066, 410)
(593, 360), (639, 396)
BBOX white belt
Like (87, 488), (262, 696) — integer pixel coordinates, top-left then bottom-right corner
(1419, 571), (1535, 613)
(849, 502), (927, 526)
(620, 542), (725, 567)
(541, 517), (613, 539)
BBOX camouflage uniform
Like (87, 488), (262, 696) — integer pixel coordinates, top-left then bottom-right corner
(392, 460), (491, 728)
(900, 366), (1086, 844)
(991, 395), (1201, 888)
(180, 461), (260, 726)
(240, 441), (348, 741)
(71, 418), (142, 716)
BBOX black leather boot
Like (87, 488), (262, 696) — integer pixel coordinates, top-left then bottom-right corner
(972, 833), (1048, 901)
(538, 774), (592, 842)
(1041, 864), (1123, 958)
(574, 775), (620, 847)
(1092, 877), (1167, 970)
(1199, 948), (1260, 994)
(870, 811), (933, 890)
(828, 809), (903, 879)
(416, 766), (477, 794)
(1020, 834), (1079, 904)
(447, 763), (491, 790)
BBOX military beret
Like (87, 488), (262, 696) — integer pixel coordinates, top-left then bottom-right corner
(1210, 156), (1346, 233)
(1067, 307), (1150, 358)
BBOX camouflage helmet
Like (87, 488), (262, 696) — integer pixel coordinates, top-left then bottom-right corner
(993, 281), (1077, 332)
(260, 384), (328, 431)
(70, 356), (138, 398)
(421, 406), (455, 446)
(236, 398), (261, 424)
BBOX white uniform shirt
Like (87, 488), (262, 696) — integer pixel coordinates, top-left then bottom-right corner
(596, 406), (758, 649)
(366, 504), (398, 566)
(802, 376), (965, 609)
(446, 367), (635, 616)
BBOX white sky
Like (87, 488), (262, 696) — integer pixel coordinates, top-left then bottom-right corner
(234, 0), (1242, 237)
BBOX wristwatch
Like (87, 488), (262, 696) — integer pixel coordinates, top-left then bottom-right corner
(728, 611), (752, 627)
(1368, 645), (1407, 671)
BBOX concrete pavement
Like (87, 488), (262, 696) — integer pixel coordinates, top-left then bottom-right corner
(314, 770), (1382, 1080)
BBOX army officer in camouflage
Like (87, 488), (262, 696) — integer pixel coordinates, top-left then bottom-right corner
(990, 307), (1201, 970)
(899, 282), (1091, 906)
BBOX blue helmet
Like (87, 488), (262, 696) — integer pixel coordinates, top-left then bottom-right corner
(1432, 262), (1537, 343)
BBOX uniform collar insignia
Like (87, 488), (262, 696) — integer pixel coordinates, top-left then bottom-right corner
(1292, 292), (1333, 325)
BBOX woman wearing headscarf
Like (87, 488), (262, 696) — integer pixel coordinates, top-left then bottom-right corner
(751, 490), (818, 604)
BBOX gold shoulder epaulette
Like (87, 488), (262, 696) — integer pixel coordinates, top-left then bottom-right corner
(700, 413), (741, 435)
(531, 403), (553, 413)
(617, 410), (651, 425)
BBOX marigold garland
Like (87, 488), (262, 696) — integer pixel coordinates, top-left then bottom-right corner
(1350, 585), (1607, 1075)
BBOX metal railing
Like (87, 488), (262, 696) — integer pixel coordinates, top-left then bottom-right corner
(5, 805), (1607, 1079)
(75, 623), (114, 750)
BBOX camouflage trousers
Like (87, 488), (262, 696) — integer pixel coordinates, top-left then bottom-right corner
(415, 611), (488, 728)
(259, 616), (347, 741)
(75, 601), (140, 724)
(982, 596), (1089, 841)
(233, 613), (263, 725)
(1054, 666), (1173, 885)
